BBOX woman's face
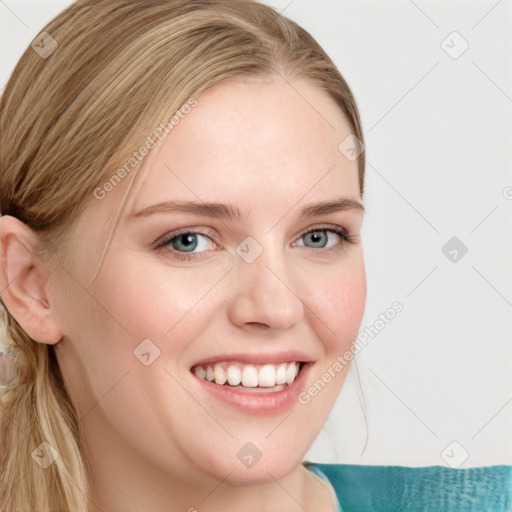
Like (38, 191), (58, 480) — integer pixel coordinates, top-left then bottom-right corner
(52, 78), (366, 487)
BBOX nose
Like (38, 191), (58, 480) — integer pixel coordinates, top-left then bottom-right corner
(227, 241), (305, 332)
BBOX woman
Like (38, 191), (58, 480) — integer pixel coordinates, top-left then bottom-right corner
(0, 1), (509, 511)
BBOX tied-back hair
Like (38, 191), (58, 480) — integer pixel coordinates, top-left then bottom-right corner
(0, 1), (365, 510)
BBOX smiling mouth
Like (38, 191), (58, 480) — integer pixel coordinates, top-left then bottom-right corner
(191, 361), (304, 392)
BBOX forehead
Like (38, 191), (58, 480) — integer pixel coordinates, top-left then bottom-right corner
(128, 78), (360, 220)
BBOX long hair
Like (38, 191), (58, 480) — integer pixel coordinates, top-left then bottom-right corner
(0, 1), (365, 510)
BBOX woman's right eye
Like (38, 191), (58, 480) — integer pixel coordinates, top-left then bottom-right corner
(153, 229), (218, 261)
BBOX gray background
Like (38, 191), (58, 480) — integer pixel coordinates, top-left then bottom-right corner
(1, 0), (511, 467)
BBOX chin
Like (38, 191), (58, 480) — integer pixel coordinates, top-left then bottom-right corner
(196, 437), (309, 485)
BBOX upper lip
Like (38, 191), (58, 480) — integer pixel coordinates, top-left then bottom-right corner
(190, 350), (314, 368)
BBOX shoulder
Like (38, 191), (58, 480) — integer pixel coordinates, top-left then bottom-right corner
(304, 462), (511, 512)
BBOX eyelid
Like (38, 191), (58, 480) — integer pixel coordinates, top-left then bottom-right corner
(151, 227), (218, 250)
(296, 223), (349, 238)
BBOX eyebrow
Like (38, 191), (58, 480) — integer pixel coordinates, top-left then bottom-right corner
(129, 197), (364, 222)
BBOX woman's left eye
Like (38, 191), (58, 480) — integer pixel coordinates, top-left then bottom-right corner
(294, 227), (354, 250)
(153, 226), (355, 262)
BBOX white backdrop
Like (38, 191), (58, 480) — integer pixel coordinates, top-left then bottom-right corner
(1, 0), (511, 467)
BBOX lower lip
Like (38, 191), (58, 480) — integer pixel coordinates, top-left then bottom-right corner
(191, 363), (313, 416)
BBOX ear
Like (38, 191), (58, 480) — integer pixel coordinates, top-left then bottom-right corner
(0, 215), (62, 345)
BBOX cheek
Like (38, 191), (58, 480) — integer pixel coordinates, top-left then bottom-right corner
(94, 253), (225, 341)
(303, 254), (366, 351)
(337, 260), (366, 329)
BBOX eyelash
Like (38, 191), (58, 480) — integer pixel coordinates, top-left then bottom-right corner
(152, 225), (357, 262)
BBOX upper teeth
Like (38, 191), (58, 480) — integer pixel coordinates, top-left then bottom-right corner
(193, 362), (301, 388)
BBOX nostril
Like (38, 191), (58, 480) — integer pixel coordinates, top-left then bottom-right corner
(246, 322), (271, 329)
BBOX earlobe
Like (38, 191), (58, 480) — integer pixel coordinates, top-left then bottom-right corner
(0, 215), (62, 345)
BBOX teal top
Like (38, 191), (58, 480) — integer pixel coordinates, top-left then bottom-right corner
(304, 462), (512, 512)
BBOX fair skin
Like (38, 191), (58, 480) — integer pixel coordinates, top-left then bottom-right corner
(0, 78), (366, 511)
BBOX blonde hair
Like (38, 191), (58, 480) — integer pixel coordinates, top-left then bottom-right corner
(0, 1), (365, 510)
